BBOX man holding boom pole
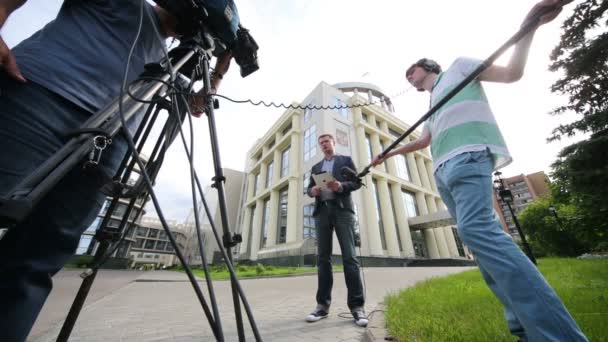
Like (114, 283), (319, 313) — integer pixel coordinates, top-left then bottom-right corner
(373, 0), (588, 340)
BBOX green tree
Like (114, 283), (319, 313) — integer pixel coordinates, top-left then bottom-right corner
(547, 0), (607, 251)
(518, 195), (587, 257)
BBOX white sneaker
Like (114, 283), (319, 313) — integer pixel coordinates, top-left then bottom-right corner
(352, 308), (368, 327)
(305, 305), (329, 322)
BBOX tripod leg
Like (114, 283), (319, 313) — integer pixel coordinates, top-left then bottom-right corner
(56, 240), (109, 342)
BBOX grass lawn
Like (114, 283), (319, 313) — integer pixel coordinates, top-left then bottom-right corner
(385, 258), (607, 342)
(180, 264), (343, 280)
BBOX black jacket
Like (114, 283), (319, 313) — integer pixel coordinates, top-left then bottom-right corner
(307, 154), (362, 216)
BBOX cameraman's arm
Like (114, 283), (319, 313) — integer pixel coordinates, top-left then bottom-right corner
(190, 50), (232, 116)
(0, 0), (27, 82)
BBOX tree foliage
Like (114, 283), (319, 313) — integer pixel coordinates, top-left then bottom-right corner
(518, 195), (588, 257)
(545, 0), (608, 252)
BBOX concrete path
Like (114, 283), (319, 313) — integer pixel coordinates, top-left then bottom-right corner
(31, 266), (474, 342)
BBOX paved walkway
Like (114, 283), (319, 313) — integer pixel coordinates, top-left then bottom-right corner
(31, 266), (474, 342)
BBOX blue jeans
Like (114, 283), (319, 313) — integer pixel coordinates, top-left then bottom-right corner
(434, 149), (588, 341)
(315, 202), (364, 311)
(0, 76), (126, 342)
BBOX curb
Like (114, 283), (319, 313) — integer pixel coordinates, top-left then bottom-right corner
(361, 303), (397, 342)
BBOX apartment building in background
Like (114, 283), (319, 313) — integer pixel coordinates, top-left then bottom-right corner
(493, 171), (551, 239)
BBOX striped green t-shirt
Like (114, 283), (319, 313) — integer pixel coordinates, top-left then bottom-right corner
(425, 57), (512, 173)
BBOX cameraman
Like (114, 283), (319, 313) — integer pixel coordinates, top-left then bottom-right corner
(0, 1), (231, 341)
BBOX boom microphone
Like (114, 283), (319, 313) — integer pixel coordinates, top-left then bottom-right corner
(341, 166), (361, 183)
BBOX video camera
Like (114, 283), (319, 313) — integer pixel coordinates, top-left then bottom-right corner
(154, 0), (259, 77)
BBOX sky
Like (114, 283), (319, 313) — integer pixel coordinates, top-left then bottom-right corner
(2, 0), (584, 221)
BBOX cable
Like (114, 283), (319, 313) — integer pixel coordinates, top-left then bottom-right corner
(212, 87), (412, 111)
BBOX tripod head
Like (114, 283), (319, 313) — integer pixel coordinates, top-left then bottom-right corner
(154, 0), (259, 77)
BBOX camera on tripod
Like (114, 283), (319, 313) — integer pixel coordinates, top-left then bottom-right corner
(154, 0), (259, 77)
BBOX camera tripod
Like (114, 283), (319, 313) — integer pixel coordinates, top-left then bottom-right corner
(0, 34), (261, 342)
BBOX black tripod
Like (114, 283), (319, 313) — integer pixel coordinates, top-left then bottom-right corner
(0, 34), (261, 342)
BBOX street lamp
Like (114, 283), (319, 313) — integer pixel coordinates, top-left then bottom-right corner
(493, 171), (537, 265)
(548, 205), (564, 230)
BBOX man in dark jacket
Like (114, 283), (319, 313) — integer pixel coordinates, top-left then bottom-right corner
(305, 133), (367, 327)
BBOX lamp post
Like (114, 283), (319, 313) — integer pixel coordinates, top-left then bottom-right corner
(548, 206), (564, 230)
(493, 171), (537, 265)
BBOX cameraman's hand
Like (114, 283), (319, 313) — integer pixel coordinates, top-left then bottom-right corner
(0, 36), (25, 82)
(327, 180), (341, 192)
(189, 89), (213, 118)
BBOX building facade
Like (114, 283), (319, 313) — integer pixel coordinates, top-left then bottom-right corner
(184, 168), (246, 265)
(493, 171), (551, 239)
(129, 216), (189, 269)
(236, 81), (469, 266)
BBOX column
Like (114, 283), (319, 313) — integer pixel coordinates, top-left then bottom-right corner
(426, 195), (438, 213)
(426, 194), (450, 258)
(273, 150), (282, 184)
(238, 206), (253, 256)
(361, 177), (383, 256)
(246, 173), (256, 200)
(390, 183), (415, 257)
(377, 178), (400, 257)
(406, 152), (422, 186)
(259, 161), (268, 196)
(416, 156), (431, 189)
(371, 133), (385, 173)
(433, 227), (450, 258)
(286, 133), (301, 243)
(416, 191), (439, 258)
(425, 160), (438, 192)
(286, 178), (300, 243)
(444, 226), (459, 257)
(265, 190), (279, 247)
(249, 199), (264, 260)
(423, 229), (440, 259)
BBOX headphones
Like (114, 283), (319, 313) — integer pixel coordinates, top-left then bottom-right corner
(414, 58), (442, 74)
(407, 58), (442, 92)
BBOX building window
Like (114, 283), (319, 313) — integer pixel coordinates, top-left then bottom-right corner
(281, 147), (290, 178)
(304, 108), (313, 123)
(76, 235), (94, 255)
(389, 128), (401, 138)
(145, 240), (155, 249)
(156, 241), (167, 251)
(136, 227), (148, 237)
(303, 204), (316, 240)
(333, 97), (349, 119)
(402, 190), (418, 217)
(411, 231), (427, 258)
(365, 133), (373, 163)
(148, 229), (159, 239)
(396, 154), (411, 181)
(260, 198), (270, 248)
(362, 113), (368, 122)
(282, 123), (292, 135)
(277, 188), (288, 244)
(266, 162), (273, 188)
(303, 171), (311, 194)
(255, 173), (261, 195)
(372, 179), (387, 250)
(303, 125), (317, 161)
